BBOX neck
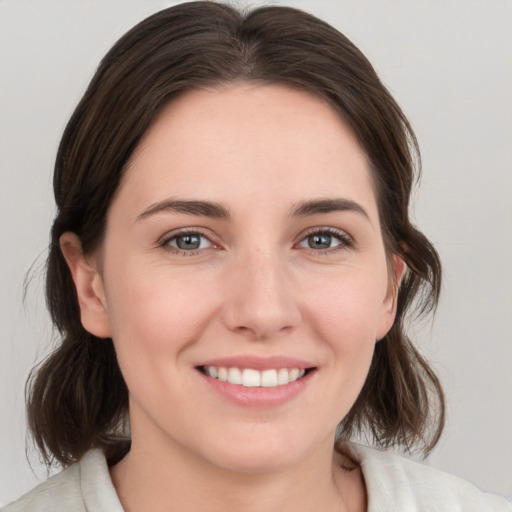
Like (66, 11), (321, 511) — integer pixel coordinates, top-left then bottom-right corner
(110, 430), (363, 512)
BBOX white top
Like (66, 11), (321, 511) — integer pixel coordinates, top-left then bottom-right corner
(3, 444), (511, 511)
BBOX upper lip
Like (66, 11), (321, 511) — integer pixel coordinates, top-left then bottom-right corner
(196, 355), (315, 371)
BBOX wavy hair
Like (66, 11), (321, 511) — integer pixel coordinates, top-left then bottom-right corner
(26, 1), (444, 467)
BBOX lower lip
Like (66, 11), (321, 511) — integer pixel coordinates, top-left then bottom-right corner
(197, 369), (315, 408)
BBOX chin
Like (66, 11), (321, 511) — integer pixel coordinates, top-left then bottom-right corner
(210, 448), (303, 475)
(198, 427), (332, 475)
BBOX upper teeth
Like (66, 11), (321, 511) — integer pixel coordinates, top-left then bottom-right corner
(203, 366), (306, 387)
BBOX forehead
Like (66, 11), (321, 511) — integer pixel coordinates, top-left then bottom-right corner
(117, 83), (378, 220)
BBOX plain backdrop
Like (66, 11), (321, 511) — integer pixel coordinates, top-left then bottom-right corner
(1, 0), (511, 506)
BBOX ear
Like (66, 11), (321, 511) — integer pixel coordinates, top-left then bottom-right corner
(376, 254), (406, 341)
(60, 232), (112, 338)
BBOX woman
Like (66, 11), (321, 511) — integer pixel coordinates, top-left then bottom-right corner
(4, 2), (511, 511)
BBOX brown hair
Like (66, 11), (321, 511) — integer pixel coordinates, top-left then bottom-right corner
(27, 0), (444, 467)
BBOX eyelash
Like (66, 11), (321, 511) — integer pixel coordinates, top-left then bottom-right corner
(296, 227), (354, 255)
(159, 228), (216, 256)
(159, 227), (354, 257)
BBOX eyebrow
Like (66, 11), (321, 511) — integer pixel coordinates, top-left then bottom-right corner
(136, 197), (369, 222)
(291, 198), (369, 220)
(136, 199), (230, 221)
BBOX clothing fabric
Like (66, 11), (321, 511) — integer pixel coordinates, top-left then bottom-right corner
(3, 444), (511, 511)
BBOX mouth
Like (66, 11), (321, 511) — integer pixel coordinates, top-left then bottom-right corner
(197, 365), (315, 388)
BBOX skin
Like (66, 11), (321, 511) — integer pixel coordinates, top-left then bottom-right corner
(62, 84), (404, 512)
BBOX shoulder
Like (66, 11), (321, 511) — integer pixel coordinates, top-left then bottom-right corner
(2, 449), (124, 512)
(345, 443), (512, 512)
(2, 463), (83, 512)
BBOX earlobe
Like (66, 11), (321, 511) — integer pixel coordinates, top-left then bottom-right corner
(377, 254), (407, 340)
(60, 232), (112, 338)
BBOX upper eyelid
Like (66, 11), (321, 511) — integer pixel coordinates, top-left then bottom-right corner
(156, 225), (354, 247)
(158, 227), (215, 246)
(297, 226), (352, 241)
(159, 226), (212, 237)
(295, 227), (355, 252)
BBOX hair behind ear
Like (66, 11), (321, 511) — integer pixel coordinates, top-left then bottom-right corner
(26, 241), (129, 467)
(26, 329), (129, 466)
(337, 325), (444, 457)
(337, 224), (444, 457)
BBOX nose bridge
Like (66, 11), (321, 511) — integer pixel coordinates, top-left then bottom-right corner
(223, 244), (300, 339)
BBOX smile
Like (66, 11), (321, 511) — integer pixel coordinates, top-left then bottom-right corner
(200, 366), (308, 387)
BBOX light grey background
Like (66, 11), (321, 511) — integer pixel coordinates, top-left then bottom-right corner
(1, 0), (511, 505)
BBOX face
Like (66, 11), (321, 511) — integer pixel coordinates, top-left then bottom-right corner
(65, 84), (401, 474)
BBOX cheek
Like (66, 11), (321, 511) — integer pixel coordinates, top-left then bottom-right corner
(295, 284), (379, 428)
(305, 268), (389, 343)
(315, 292), (377, 375)
(105, 260), (213, 341)
(101, 262), (219, 401)
(301, 267), (388, 389)
(102, 265), (217, 417)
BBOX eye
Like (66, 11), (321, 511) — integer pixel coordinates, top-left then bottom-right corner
(297, 228), (352, 252)
(162, 230), (214, 254)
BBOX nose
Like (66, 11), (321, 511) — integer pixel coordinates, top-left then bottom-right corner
(222, 247), (301, 340)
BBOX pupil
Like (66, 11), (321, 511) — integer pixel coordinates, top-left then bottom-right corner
(177, 235), (200, 250)
(309, 234), (331, 249)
